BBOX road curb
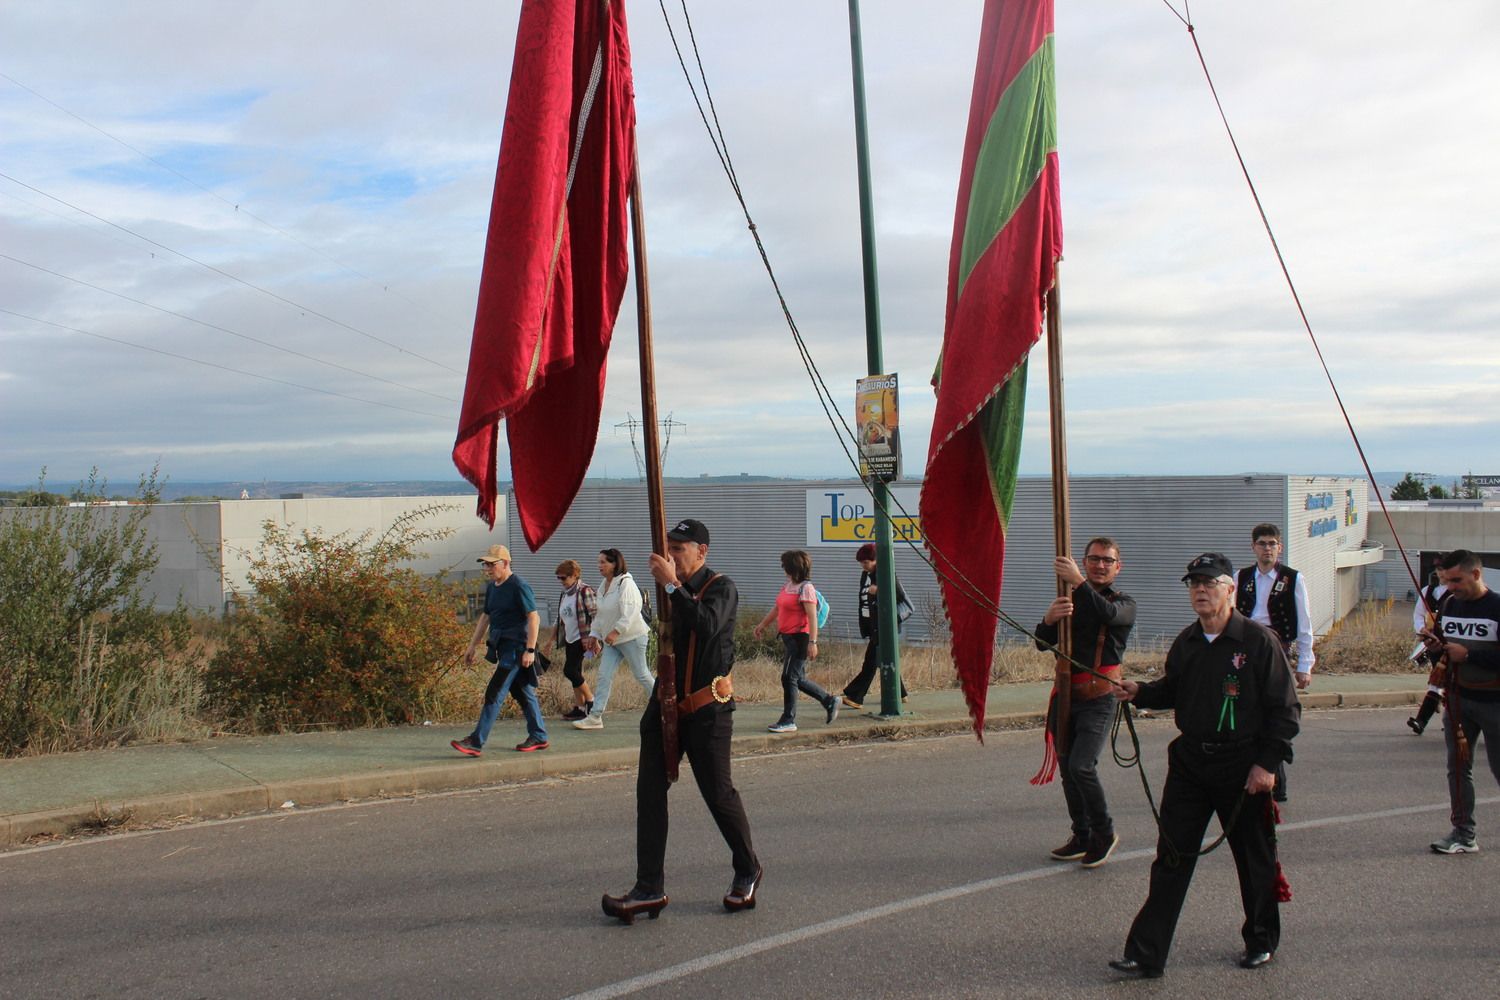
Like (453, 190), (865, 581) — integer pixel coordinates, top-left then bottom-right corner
(0, 692), (1420, 849)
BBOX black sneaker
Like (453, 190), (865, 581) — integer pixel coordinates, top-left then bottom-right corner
(450, 736), (482, 757)
(515, 736), (550, 752)
(825, 696), (840, 724)
(1049, 834), (1087, 861)
(562, 706), (587, 721)
(1081, 831), (1119, 868)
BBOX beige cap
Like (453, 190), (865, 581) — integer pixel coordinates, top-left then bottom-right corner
(477, 544), (512, 564)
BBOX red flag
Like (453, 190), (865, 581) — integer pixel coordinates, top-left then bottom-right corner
(920, 0), (1061, 735)
(453, 0), (635, 548)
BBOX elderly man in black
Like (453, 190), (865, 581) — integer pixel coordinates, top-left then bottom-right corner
(1037, 537), (1136, 868)
(1109, 553), (1299, 978)
(602, 519), (761, 923)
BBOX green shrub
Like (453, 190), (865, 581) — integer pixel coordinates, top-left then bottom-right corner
(208, 507), (467, 730)
(0, 467), (195, 755)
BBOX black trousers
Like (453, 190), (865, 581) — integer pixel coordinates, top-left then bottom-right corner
(561, 638), (586, 689)
(1124, 739), (1280, 970)
(843, 635), (908, 705)
(635, 700), (758, 895)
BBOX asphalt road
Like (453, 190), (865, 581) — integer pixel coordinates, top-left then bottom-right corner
(3, 707), (1497, 1000)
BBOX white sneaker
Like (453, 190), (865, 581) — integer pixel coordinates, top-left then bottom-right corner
(572, 715), (604, 730)
(767, 721), (797, 734)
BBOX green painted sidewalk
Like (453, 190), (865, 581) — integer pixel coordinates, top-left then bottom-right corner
(0, 674), (1426, 849)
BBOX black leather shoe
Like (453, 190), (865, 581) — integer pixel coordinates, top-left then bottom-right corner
(601, 888), (668, 925)
(1239, 951), (1273, 969)
(1108, 958), (1163, 979)
(723, 865), (763, 912)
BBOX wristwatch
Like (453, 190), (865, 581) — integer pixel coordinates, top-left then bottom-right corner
(525, 647), (536, 653)
(664, 583), (678, 595)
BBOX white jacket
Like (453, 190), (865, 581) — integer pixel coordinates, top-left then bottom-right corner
(590, 572), (650, 643)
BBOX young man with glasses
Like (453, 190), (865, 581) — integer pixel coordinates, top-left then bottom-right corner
(1036, 537), (1136, 868)
(1236, 524), (1315, 689)
(1236, 523), (1313, 803)
(1108, 553), (1299, 978)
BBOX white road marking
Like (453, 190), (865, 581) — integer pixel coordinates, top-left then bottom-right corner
(563, 795), (1500, 1000)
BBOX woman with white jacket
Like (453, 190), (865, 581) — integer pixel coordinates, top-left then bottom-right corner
(572, 548), (655, 730)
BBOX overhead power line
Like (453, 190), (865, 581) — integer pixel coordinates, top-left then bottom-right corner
(0, 169), (462, 375)
(0, 306), (450, 421)
(0, 252), (457, 404)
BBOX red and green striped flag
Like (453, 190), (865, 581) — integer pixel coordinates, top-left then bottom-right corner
(920, 0), (1061, 736)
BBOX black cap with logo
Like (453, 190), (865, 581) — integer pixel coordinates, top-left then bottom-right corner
(667, 518), (710, 545)
(1181, 552), (1235, 581)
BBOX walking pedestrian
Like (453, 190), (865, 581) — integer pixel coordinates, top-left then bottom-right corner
(553, 560), (597, 721)
(601, 518), (761, 922)
(452, 545), (548, 756)
(1108, 553), (1299, 978)
(841, 542), (909, 710)
(753, 549), (838, 734)
(573, 548), (654, 731)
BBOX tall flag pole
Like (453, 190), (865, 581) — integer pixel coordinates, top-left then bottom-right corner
(920, 0), (1061, 735)
(453, 0), (635, 549)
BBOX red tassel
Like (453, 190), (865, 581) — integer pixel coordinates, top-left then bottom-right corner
(1030, 728), (1058, 785)
(1265, 797), (1291, 900)
(1030, 691), (1059, 785)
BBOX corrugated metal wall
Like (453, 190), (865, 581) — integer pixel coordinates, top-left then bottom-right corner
(504, 474), (1363, 648)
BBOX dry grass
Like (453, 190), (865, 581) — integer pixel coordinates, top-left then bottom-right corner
(1313, 597), (1417, 674)
(429, 629), (1173, 724)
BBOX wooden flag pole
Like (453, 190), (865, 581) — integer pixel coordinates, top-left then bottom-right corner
(629, 140), (679, 784)
(1045, 275), (1073, 751)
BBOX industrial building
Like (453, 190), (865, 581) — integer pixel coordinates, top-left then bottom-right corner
(64, 475), (1384, 655)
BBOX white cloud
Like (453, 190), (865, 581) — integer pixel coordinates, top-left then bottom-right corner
(1, 0), (1497, 488)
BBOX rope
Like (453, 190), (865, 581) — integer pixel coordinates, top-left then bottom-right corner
(654, 1), (1118, 687)
(1162, 2), (1427, 609)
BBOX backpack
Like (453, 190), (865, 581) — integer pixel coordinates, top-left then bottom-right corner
(815, 588), (830, 629)
(624, 573), (653, 626)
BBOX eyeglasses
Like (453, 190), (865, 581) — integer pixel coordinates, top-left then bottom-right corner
(1184, 578), (1226, 591)
(1253, 540), (1281, 548)
(1084, 555), (1118, 565)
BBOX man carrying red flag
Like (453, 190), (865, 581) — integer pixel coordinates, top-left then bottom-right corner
(452, 0), (635, 550)
(920, 0), (1062, 732)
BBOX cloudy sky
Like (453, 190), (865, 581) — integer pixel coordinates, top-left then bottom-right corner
(2, 1), (1497, 491)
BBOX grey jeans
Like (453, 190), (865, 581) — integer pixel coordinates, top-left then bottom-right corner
(1444, 696), (1500, 839)
(1058, 694), (1118, 839)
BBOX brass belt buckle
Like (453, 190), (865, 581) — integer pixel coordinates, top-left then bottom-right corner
(710, 674), (733, 703)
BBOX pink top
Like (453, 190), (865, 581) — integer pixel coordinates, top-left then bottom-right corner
(775, 581), (817, 634)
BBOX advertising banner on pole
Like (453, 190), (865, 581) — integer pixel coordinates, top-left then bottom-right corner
(856, 373), (901, 481)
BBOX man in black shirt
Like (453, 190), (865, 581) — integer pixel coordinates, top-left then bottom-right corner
(602, 518), (761, 923)
(1109, 553), (1299, 978)
(1421, 549), (1500, 854)
(1036, 537), (1136, 868)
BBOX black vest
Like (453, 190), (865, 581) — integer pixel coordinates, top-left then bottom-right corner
(1236, 565), (1299, 646)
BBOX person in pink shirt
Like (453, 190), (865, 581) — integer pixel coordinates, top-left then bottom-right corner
(753, 549), (838, 733)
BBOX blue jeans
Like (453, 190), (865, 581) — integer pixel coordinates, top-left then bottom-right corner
(591, 635), (654, 717)
(471, 641), (547, 746)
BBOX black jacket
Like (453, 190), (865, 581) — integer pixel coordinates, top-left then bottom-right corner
(1134, 611), (1300, 773)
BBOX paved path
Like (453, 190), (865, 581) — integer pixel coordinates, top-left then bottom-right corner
(0, 675), (1424, 849)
